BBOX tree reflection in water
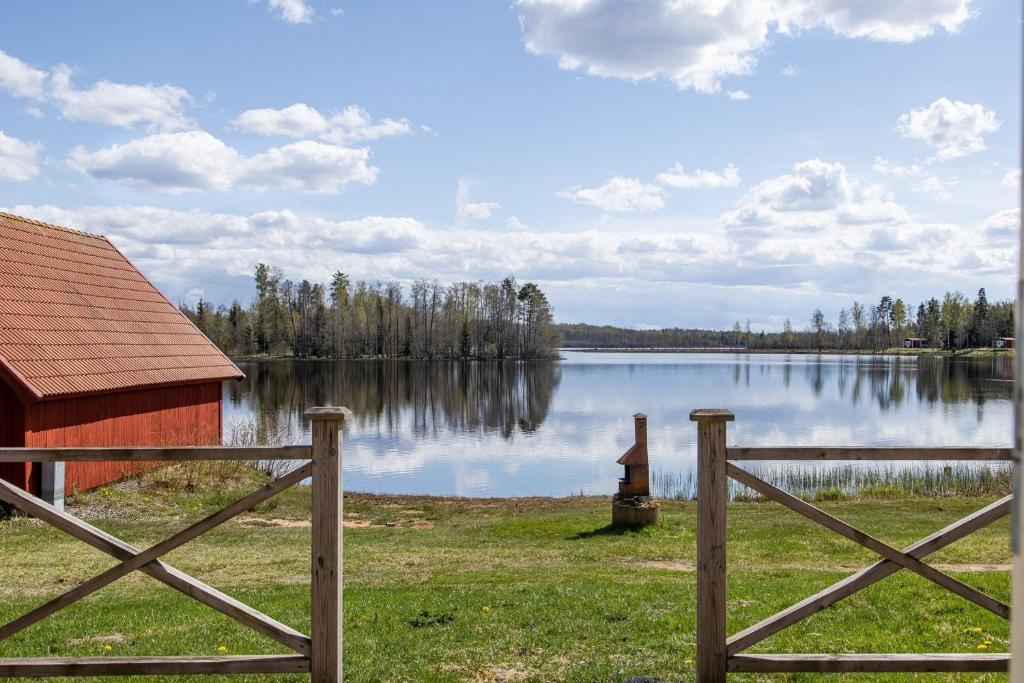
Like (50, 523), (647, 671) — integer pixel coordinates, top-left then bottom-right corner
(785, 355), (1013, 411)
(226, 360), (561, 441)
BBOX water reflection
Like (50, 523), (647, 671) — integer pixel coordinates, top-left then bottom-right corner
(223, 353), (1013, 497)
(227, 359), (561, 440)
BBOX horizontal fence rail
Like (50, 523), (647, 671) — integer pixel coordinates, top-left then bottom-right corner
(0, 445), (313, 462)
(727, 447), (1013, 461)
(0, 406), (349, 681)
(692, 408), (1012, 681)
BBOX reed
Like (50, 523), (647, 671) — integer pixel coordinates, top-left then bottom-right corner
(652, 461), (1012, 501)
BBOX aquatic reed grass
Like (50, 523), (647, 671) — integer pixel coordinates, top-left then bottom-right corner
(652, 462), (1012, 501)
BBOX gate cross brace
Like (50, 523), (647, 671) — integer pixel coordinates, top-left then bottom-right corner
(0, 464), (313, 654)
(725, 463), (1010, 656)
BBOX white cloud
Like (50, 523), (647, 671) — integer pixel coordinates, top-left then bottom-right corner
(559, 177), (665, 212)
(233, 103), (411, 143)
(779, 0), (973, 43)
(0, 131), (41, 181)
(722, 159), (913, 253)
(656, 163), (741, 189)
(67, 130), (376, 194)
(320, 105), (412, 144)
(0, 50), (46, 99)
(0, 49), (194, 130)
(262, 0), (315, 24)
(978, 208), (1018, 240)
(872, 156), (922, 177)
(726, 89), (750, 100)
(233, 103), (328, 137)
(1002, 168), (1020, 188)
(516, 0), (973, 94)
(49, 64), (192, 131)
(912, 175), (958, 200)
(896, 97), (1001, 161)
(456, 179), (501, 220)
(241, 140), (376, 193)
(781, 64), (800, 77)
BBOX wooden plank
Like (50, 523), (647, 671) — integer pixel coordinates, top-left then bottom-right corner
(726, 447), (1012, 461)
(0, 463), (312, 643)
(308, 407), (349, 683)
(727, 495), (1012, 655)
(0, 655), (311, 677)
(729, 653), (1008, 673)
(727, 463), (1009, 618)
(691, 409), (732, 683)
(0, 477), (311, 655)
(0, 445), (311, 462)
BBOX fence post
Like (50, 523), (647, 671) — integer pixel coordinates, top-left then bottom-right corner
(306, 406), (350, 683)
(691, 408), (734, 683)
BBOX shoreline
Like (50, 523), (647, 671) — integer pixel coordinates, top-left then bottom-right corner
(562, 346), (1015, 357)
(229, 348), (1014, 361)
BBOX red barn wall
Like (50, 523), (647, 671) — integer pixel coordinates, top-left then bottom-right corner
(25, 382), (223, 494)
(0, 377), (31, 492)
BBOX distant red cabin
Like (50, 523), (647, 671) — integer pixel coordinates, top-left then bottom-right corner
(903, 337), (927, 349)
(0, 212), (243, 497)
(994, 337), (1015, 349)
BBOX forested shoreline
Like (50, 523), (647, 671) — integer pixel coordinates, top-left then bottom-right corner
(179, 264), (559, 359)
(183, 275), (1013, 359)
(560, 289), (1015, 352)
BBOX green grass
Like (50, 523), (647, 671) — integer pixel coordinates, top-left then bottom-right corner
(0, 466), (1011, 682)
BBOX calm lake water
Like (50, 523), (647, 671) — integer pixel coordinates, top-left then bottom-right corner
(223, 352), (1014, 497)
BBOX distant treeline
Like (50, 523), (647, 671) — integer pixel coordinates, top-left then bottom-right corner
(561, 289), (1015, 351)
(180, 264), (559, 359)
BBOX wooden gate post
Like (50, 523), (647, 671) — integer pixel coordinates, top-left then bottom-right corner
(306, 407), (350, 683)
(691, 409), (734, 683)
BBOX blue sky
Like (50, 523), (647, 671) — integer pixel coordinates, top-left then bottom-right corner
(0, 0), (1018, 329)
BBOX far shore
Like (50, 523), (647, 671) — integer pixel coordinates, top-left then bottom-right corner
(563, 346), (1015, 357)
(226, 347), (1014, 362)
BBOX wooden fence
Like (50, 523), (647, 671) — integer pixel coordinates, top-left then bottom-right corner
(691, 408), (1013, 681)
(0, 406), (349, 681)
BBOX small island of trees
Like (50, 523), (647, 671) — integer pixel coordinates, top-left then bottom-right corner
(180, 264), (560, 359)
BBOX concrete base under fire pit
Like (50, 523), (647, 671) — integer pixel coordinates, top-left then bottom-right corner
(612, 494), (660, 528)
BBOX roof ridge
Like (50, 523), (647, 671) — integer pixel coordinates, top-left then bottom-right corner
(0, 210), (110, 242)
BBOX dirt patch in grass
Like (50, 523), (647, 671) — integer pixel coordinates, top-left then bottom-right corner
(69, 633), (131, 646)
(343, 518), (435, 529)
(237, 516), (311, 529)
(472, 666), (534, 682)
(934, 563), (1011, 572)
(638, 560), (695, 572)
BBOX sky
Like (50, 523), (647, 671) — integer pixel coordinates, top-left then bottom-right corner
(0, 0), (1018, 330)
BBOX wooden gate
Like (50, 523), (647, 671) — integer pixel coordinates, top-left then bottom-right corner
(691, 408), (1012, 680)
(0, 406), (348, 681)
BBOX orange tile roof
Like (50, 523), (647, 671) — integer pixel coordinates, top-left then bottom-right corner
(0, 211), (243, 401)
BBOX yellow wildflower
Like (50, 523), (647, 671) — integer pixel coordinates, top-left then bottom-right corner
(977, 644), (988, 650)
(482, 606), (491, 614)
(217, 645), (227, 653)
(970, 627), (983, 633)
(103, 645), (112, 652)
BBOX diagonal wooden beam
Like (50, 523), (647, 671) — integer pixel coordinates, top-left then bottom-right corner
(726, 463), (1009, 618)
(0, 476), (311, 656)
(727, 493), (1011, 655)
(0, 462), (312, 644)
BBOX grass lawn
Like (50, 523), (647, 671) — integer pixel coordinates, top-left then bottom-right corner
(0, 465), (1011, 682)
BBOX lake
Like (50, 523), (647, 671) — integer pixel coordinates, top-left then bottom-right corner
(223, 352), (1014, 497)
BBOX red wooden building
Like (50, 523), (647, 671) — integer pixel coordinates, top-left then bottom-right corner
(0, 211), (243, 497)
